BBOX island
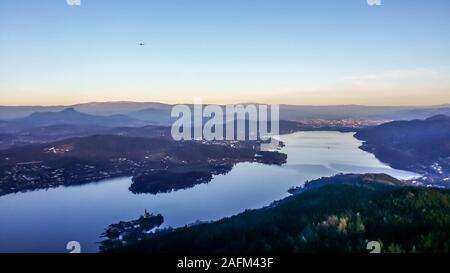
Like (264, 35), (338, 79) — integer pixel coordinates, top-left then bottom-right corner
(100, 210), (164, 251)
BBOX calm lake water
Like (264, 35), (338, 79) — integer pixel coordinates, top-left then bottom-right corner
(0, 131), (419, 253)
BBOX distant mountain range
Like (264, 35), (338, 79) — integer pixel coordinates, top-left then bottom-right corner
(1, 103), (449, 150)
(279, 104), (450, 121)
(0, 108), (148, 133)
(1, 102), (450, 122)
(0, 105), (359, 150)
(355, 115), (450, 182)
(0, 102), (170, 119)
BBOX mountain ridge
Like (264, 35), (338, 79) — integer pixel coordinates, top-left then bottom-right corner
(1, 102), (450, 121)
(0, 108), (147, 133)
(355, 115), (450, 185)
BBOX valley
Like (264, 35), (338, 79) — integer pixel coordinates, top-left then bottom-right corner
(0, 106), (448, 253)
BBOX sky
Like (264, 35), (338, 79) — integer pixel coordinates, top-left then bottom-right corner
(0, 0), (449, 106)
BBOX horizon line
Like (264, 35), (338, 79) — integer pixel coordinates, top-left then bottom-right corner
(1, 100), (449, 108)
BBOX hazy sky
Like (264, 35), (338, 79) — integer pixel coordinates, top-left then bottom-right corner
(1, 0), (449, 106)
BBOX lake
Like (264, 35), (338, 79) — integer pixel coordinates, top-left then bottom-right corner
(0, 131), (419, 253)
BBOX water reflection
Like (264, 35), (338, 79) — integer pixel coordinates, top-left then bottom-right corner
(0, 132), (419, 253)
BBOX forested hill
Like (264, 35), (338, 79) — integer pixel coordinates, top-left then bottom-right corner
(355, 115), (450, 185)
(107, 174), (450, 253)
